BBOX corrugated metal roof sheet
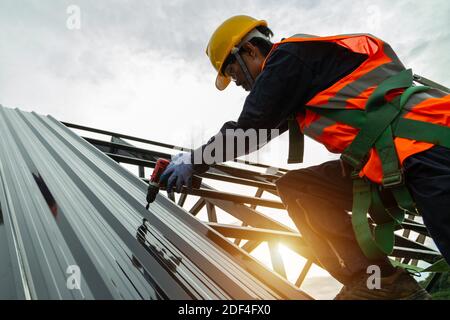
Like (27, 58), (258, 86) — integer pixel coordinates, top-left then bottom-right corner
(0, 105), (309, 300)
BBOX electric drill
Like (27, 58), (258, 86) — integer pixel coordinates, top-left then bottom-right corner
(145, 158), (170, 209)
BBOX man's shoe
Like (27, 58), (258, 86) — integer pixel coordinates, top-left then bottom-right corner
(334, 267), (432, 300)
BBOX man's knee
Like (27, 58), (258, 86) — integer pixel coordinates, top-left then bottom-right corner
(275, 169), (308, 196)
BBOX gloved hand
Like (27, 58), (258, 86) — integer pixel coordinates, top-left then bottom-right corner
(159, 152), (194, 193)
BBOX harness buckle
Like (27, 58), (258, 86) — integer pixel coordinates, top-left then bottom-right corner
(350, 170), (361, 180)
(341, 153), (362, 170)
(382, 171), (404, 188)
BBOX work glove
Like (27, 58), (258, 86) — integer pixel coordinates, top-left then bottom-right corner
(159, 152), (194, 193)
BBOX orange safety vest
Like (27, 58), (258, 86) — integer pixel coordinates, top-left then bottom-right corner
(263, 34), (450, 184)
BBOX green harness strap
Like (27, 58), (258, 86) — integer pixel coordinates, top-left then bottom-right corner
(304, 69), (450, 271)
(391, 258), (450, 273)
(394, 118), (450, 149)
(340, 71), (413, 170)
(287, 114), (304, 164)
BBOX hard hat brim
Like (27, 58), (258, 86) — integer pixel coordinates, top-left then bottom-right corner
(215, 73), (231, 91)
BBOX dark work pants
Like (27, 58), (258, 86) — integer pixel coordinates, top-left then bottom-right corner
(275, 145), (450, 285)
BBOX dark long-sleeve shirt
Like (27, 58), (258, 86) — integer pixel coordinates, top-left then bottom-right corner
(192, 39), (368, 172)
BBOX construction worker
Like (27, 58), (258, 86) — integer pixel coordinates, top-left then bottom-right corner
(160, 15), (450, 299)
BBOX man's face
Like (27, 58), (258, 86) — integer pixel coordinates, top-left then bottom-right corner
(223, 42), (264, 92)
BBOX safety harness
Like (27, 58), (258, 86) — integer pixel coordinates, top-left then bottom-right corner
(290, 69), (450, 270)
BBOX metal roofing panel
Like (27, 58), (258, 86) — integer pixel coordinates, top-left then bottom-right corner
(0, 105), (309, 300)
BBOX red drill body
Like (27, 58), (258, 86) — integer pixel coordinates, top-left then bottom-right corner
(145, 158), (170, 209)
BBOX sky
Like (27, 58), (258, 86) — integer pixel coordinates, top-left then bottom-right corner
(1, 0), (448, 299)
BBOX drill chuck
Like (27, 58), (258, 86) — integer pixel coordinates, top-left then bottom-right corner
(145, 158), (170, 209)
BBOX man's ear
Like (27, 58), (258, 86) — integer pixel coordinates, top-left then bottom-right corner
(241, 42), (259, 59)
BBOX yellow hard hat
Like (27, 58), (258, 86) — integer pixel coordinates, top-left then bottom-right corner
(206, 15), (267, 90)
